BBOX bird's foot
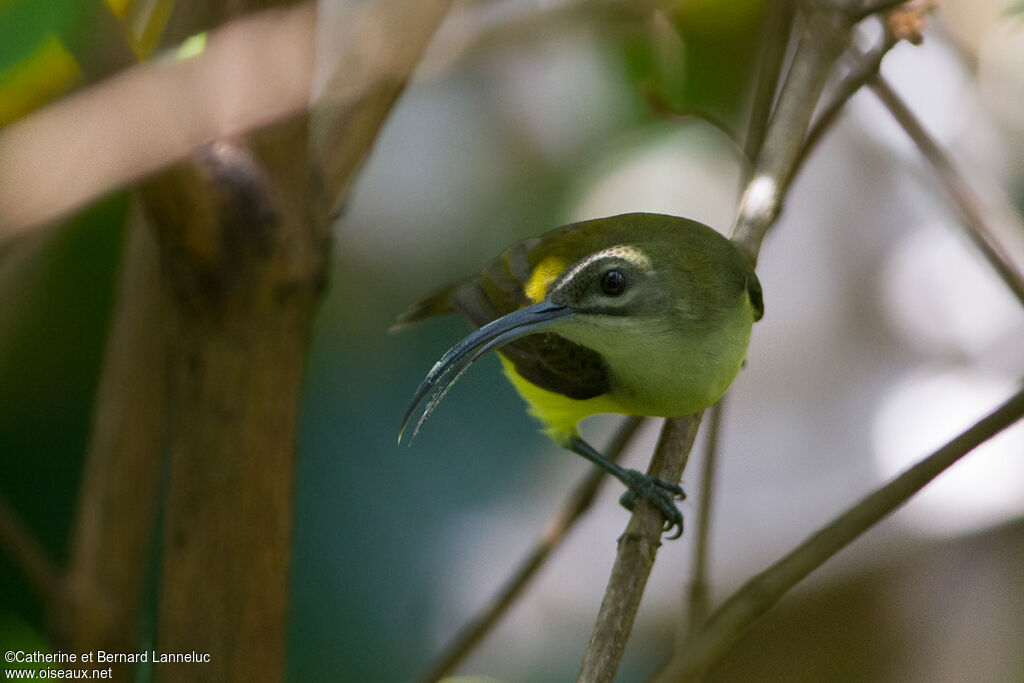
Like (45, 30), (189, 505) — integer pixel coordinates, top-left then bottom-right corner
(617, 470), (686, 540)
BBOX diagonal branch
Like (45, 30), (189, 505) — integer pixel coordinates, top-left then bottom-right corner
(0, 3), (317, 239)
(796, 32), (899, 175)
(419, 417), (645, 683)
(655, 383), (1024, 682)
(868, 76), (1024, 309)
(310, 0), (457, 217)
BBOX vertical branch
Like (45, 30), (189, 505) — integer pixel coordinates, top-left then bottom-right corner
(683, 0), (796, 641)
(684, 400), (724, 637)
(54, 10), (159, 667)
(744, 0), (797, 163)
(145, 121), (325, 683)
(731, 6), (854, 265)
(146, 1), (457, 679)
(578, 3), (857, 680)
(577, 415), (702, 683)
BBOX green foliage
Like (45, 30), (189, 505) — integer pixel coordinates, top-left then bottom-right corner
(618, 0), (767, 133)
(0, 193), (129, 626)
(0, 615), (50, 674)
(0, 0), (82, 73)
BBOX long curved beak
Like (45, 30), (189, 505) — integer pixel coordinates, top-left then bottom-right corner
(399, 300), (573, 443)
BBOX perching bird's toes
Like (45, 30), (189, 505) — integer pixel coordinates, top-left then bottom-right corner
(618, 469), (685, 539)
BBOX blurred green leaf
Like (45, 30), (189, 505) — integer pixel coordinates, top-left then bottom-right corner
(618, 0), (767, 133)
(0, 192), (129, 629)
(0, 614), (50, 673)
(0, 0), (82, 73)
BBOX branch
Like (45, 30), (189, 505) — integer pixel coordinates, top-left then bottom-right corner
(310, 0), (457, 216)
(0, 492), (60, 608)
(577, 415), (702, 683)
(796, 32), (899, 175)
(0, 3), (316, 237)
(731, 5), (854, 265)
(655, 383), (1024, 682)
(798, 3), (1024, 308)
(144, 123), (330, 682)
(577, 4), (855, 680)
(868, 76), (1024, 309)
(420, 417), (645, 683)
(676, 0), (796, 643)
(677, 0), (796, 638)
(145, 2), (456, 679)
(744, 0), (797, 163)
(685, 400), (724, 637)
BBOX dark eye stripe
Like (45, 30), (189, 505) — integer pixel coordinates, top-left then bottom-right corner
(601, 269), (626, 296)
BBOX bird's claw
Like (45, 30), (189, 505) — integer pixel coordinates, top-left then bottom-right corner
(617, 469), (686, 540)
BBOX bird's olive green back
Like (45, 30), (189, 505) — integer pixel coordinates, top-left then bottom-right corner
(397, 213), (762, 400)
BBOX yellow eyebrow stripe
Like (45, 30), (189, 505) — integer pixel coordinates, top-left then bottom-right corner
(524, 256), (567, 303)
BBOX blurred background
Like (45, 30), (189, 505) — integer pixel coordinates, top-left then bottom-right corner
(1, 0), (1023, 681)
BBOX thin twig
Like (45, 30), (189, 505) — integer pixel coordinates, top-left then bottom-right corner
(0, 492), (60, 608)
(685, 400), (724, 638)
(795, 33), (898, 178)
(671, 0), (795, 647)
(744, 0), (797, 164)
(868, 76), (1024, 309)
(677, 0), (795, 637)
(731, 5), (854, 266)
(577, 4), (855, 680)
(655, 383), (1024, 682)
(577, 415), (703, 683)
(310, 0), (456, 216)
(418, 416), (645, 683)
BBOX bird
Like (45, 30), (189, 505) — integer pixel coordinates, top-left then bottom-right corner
(396, 212), (763, 538)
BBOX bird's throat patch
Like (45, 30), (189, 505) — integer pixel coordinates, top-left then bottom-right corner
(525, 256), (567, 303)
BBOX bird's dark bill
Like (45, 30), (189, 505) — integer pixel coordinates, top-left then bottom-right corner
(400, 300), (572, 443)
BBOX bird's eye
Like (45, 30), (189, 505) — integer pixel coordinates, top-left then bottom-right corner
(600, 269), (626, 296)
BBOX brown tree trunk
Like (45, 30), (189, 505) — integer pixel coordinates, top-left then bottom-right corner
(141, 119), (327, 682)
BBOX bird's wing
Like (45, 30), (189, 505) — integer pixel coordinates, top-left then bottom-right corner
(396, 232), (610, 400)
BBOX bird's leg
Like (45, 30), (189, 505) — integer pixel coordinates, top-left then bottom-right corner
(567, 436), (686, 539)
